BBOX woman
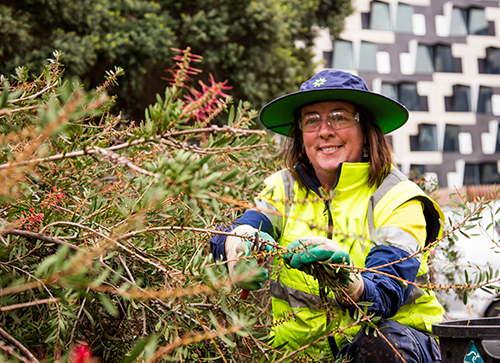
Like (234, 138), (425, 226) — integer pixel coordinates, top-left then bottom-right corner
(210, 70), (444, 362)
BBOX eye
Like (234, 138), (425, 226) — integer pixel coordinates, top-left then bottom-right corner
(328, 112), (348, 122)
(302, 115), (321, 126)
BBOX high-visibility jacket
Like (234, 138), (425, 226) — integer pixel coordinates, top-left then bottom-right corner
(253, 162), (445, 358)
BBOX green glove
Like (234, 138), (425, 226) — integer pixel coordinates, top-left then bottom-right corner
(284, 237), (364, 304)
(284, 237), (351, 269)
(225, 225), (275, 291)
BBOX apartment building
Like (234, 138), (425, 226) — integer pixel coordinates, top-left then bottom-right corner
(313, 0), (500, 189)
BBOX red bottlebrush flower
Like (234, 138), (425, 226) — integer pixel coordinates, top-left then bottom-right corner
(180, 73), (233, 123)
(164, 47), (203, 88)
(70, 344), (94, 363)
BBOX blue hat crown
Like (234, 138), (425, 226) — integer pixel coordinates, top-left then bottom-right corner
(299, 70), (370, 92)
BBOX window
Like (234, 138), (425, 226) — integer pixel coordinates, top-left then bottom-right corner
(359, 42), (378, 72)
(410, 124), (438, 151)
(369, 2), (391, 31)
(477, 86), (492, 113)
(415, 45), (434, 74)
(496, 124), (500, 152)
(450, 7), (468, 37)
(395, 3), (413, 34)
(454, 85), (471, 112)
(481, 163), (500, 184)
(381, 83), (398, 101)
(449, 7), (490, 36)
(443, 124), (460, 152)
(380, 82), (426, 111)
(332, 40), (354, 69)
(413, 44), (461, 74)
(486, 47), (500, 74)
(399, 83), (420, 111)
(434, 45), (455, 72)
(464, 164), (480, 185)
(468, 8), (489, 35)
(464, 163), (500, 185)
(445, 85), (471, 112)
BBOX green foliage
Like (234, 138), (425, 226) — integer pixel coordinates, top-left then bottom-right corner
(0, 0), (353, 117)
(0, 50), (282, 362)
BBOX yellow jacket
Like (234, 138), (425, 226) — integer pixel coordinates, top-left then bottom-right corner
(253, 162), (445, 358)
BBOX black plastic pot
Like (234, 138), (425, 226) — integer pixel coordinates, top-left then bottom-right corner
(432, 318), (500, 363)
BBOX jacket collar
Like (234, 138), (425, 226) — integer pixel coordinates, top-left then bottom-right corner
(295, 162), (370, 194)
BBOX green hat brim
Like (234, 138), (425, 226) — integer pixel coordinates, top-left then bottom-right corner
(259, 88), (409, 136)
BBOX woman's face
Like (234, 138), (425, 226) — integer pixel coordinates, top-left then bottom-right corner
(301, 101), (364, 186)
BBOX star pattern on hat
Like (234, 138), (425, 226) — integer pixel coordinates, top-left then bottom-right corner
(313, 78), (326, 87)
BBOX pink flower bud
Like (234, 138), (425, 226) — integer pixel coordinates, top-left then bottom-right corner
(71, 344), (93, 363)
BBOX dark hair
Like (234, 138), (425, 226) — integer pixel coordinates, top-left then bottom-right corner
(282, 103), (394, 188)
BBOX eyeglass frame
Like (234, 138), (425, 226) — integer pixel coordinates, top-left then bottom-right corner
(298, 110), (360, 133)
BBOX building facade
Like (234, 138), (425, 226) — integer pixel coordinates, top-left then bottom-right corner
(313, 0), (500, 189)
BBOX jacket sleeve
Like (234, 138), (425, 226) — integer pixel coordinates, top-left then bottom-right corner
(209, 210), (274, 262)
(346, 200), (427, 319)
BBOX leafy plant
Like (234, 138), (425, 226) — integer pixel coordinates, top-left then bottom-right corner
(0, 48), (280, 362)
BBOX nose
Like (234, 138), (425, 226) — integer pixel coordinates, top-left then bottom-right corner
(318, 119), (335, 138)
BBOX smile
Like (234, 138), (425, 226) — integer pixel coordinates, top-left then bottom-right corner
(320, 146), (341, 152)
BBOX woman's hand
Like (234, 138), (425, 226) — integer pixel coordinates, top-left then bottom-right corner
(225, 225), (275, 291)
(284, 237), (364, 305)
(283, 237), (350, 269)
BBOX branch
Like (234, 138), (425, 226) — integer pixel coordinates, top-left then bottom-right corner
(0, 281), (43, 297)
(8, 82), (58, 104)
(0, 327), (39, 363)
(0, 341), (32, 363)
(0, 298), (61, 312)
(145, 325), (242, 363)
(39, 221), (172, 273)
(0, 137), (149, 170)
(95, 147), (159, 178)
(0, 105), (39, 117)
(0, 125), (265, 170)
(162, 125), (265, 138)
(160, 137), (267, 154)
(0, 229), (81, 251)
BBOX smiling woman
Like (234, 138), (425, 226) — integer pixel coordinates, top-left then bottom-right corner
(300, 101), (364, 192)
(210, 69), (446, 362)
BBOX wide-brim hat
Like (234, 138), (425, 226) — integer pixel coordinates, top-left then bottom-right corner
(259, 69), (409, 136)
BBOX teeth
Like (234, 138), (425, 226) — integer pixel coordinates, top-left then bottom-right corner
(321, 146), (339, 151)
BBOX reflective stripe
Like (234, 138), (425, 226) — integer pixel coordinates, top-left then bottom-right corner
(370, 226), (422, 263)
(280, 170), (294, 234)
(404, 273), (429, 305)
(253, 170), (296, 237)
(280, 169), (294, 201)
(252, 199), (282, 230)
(270, 280), (320, 309)
(367, 169), (406, 231)
(270, 280), (339, 310)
